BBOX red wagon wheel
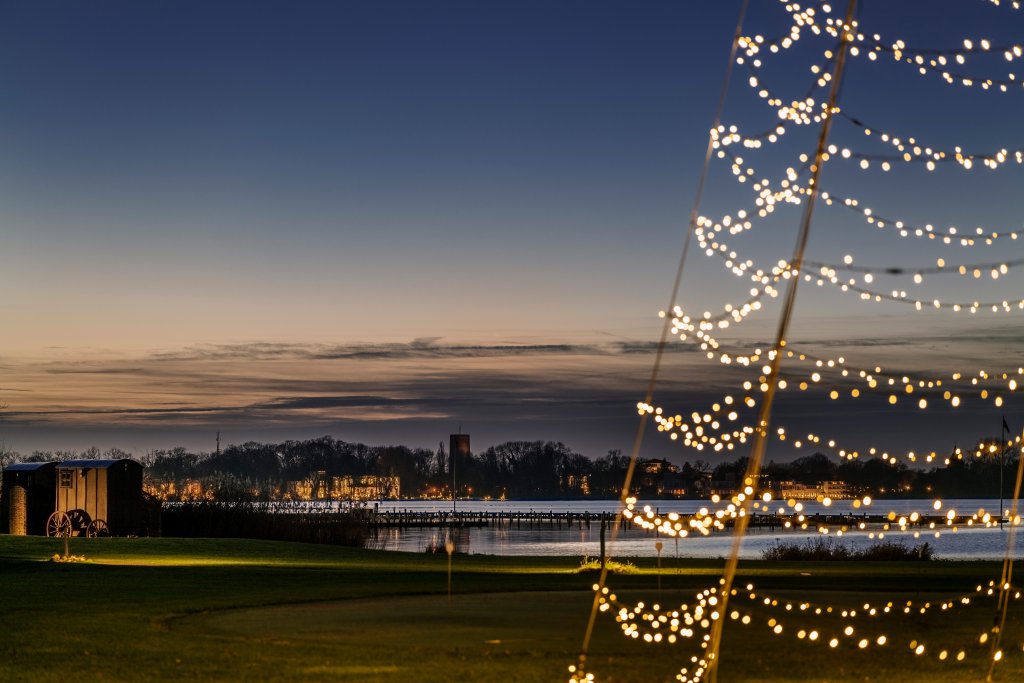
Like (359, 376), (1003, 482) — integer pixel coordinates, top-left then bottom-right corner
(66, 509), (91, 535)
(86, 519), (111, 538)
(46, 511), (72, 538)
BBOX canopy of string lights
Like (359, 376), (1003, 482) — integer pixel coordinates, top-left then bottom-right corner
(571, 1), (1024, 681)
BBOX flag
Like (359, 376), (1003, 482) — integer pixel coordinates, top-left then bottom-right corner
(1003, 417), (1011, 434)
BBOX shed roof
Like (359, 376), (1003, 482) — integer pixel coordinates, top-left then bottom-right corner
(58, 459), (141, 469)
(3, 462), (57, 472)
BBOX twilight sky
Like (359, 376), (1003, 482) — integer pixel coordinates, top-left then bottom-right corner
(1, 0), (1022, 462)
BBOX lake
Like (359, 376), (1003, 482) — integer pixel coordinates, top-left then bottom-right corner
(364, 498), (1024, 560)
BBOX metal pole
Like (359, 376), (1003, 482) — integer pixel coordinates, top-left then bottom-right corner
(446, 535), (455, 605)
(1000, 416), (1005, 524)
(655, 541), (663, 599)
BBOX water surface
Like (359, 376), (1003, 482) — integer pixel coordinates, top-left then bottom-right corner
(367, 498), (1024, 560)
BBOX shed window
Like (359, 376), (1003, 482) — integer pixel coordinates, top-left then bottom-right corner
(59, 470), (73, 488)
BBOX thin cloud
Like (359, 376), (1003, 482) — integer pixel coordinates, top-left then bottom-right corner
(142, 339), (698, 364)
(2, 332), (1016, 457)
(44, 366), (149, 375)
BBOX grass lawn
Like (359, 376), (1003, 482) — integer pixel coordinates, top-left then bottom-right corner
(0, 535), (1021, 682)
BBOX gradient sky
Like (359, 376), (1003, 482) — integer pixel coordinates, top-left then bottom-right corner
(1, 1), (1022, 461)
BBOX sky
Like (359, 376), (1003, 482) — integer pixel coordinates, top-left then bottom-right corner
(1, 0), (1023, 463)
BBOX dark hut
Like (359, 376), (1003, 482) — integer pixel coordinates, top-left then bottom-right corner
(1, 462), (58, 535)
(52, 459), (146, 536)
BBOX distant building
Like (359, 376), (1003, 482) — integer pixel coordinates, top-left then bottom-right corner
(820, 480), (855, 499)
(689, 473), (712, 498)
(286, 479), (314, 501)
(708, 480), (738, 497)
(332, 475), (400, 500)
(144, 479), (209, 501)
(639, 459), (679, 476)
(775, 480), (855, 500)
(659, 473), (688, 498)
(637, 459), (682, 496)
(311, 470), (330, 500)
(776, 480), (818, 500)
(562, 473), (591, 496)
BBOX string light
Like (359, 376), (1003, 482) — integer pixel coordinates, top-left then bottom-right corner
(663, 292), (1024, 410)
(983, 0), (1024, 8)
(694, 199), (1024, 315)
(608, 580), (1017, 641)
(825, 188), (1024, 246)
(620, 489), (1021, 540)
(663, 281), (1024, 401)
(592, 576), (1022, 682)
(645, 388), (1024, 464)
(836, 113), (1024, 171)
(734, 10), (1024, 179)
(737, 579), (1018, 621)
(861, 37), (1024, 94)
(733, 56), (1024, 187)
(655, 332), (1021, 416)
(802, 255), (1022, 284)
(716, 114), (1024, 174)
(982, 0), (1023, 11)
(712, 158), (1024, 274)
(714, 142), (1024, 249)
(709, 164), (1024, 305)
(582, 1), (1024, 679)
(758, 2), (1024, 94)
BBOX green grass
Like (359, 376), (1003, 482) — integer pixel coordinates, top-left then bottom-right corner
(0, 535), (1021, 682)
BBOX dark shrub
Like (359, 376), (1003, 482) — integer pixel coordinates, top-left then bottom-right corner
(161, 502), (371, 547)
(762, 538), (932, 561)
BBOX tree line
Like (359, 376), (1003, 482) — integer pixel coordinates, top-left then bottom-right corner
(3, 435), (1017, 500)
(6, 437), (629, 500)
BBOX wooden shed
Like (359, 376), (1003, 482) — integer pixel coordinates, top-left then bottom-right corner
(1, 462), (57, 535)
(50, 459), (145, 537)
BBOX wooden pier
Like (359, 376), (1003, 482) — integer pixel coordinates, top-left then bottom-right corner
(364, 509), (957, 532)
(368, 510), (621, 529)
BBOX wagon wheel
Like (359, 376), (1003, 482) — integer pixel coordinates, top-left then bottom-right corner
(66, 509), (91, 535)
(86, 519), (111, 538)
(46, 511), (72, 538)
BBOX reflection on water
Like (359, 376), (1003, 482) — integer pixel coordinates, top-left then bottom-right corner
(368, 499), (1024, 560)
